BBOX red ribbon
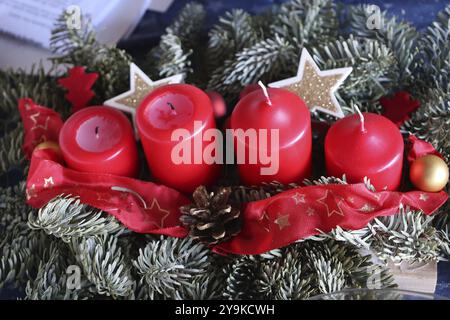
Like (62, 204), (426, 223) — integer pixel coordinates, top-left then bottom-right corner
(18, 98), (64, 159)
(20, 99), (448, 254)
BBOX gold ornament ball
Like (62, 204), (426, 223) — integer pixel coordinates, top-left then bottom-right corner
(34, 141), (62, 155)
(410, 155), (449, 192)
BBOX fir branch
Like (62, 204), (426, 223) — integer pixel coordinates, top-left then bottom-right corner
(207, 9), (262, 71)
(0, 66), (66, 122)
(416, 5), (450, 93)
(51, 13), (132, 101)
(347, 5), (419, 85)
(132, 237), (210, 299)
(0, 126), (26, 176)
(271, 0), (339, 49)
(312, 36), (397, 103)
(222, 256), (260, 300)
(403, 91), (450, 161)
(25, 242), (93, 300)
(369, 208), (444, 263)
(208, 36), (296, 97)
(71, 235), (135, 299)
(146, 34), (192, 79)
(165, 2), (206, 50)
(28, 195), (124, 242)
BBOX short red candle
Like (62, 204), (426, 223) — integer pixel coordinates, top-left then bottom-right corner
(136, 84), (220, 193)
(325, 112), (404, 191)
(59, 106), (139, 177)
(230, 87), (312, 185)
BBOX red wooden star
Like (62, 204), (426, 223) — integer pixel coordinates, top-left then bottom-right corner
(58, 67), (99, 113)
(379, 91), (420, 127)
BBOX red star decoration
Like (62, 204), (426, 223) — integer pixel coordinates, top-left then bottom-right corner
(379, 91), (420, 127)
(58, 67), (99, 113)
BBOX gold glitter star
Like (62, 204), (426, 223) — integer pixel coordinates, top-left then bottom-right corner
(419, 193), (429, 201)
(269, 48), (352, 118)
(274, 213), (290, 230)
(104, 63), (184, 134)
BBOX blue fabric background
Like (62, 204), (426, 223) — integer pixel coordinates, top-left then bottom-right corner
(121, 0), (450, 53)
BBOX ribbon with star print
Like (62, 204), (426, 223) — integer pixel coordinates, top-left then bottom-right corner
(18, 98), (64, 158)
(214, 135), (448, 255)
(20, 98), (447, 254)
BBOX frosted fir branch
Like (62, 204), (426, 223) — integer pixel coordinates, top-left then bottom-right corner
(207, 9), (262, 71)
(132, 237), (210, 299)
(0, 65), (66, 121)
(311, 36), (397, 102)
(24, 242), (93, 300)
(208, 36), (295, 97)
(165, 2), (206, 50)
(71, 235), (135, 299)
(28, 195), (124, 242)
(0, 126), (26, 176)
(50, 13), (132, 102)
(147, 34), (193, 79)
(347, 4), (419, 85)
(271, 0), (339, 48)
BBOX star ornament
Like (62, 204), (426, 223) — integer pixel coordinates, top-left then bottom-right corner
(269, 48), (352, 118)
(104, 63), (184, 132)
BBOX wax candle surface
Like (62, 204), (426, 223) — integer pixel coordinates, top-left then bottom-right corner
(230, 87), (312, 185)
(136, 84), (220, 193)
(325, 112), (404, 191)
(59, 106), (139, 177)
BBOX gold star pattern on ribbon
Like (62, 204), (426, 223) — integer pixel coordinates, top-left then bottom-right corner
(359, 203), (376, 213)
(269, 48), (352, 118)
(43, 177), (54, 188)
(317, 190), (345, 217)
(147, 198), (171, 229)
(292, 192), (306, 205)
(104, 63), (184, 134)
(26, 184), (37, 201)
(274, 213), (290, 230)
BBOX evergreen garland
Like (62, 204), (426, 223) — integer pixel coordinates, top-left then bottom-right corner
(0, 1), (449, 300)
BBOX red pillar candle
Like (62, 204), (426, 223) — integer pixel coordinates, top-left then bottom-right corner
(325, 112), (404, 191)
(59, 106), (139, 177)
(136, 84), (220, 193)
(230, 85), (312, 185)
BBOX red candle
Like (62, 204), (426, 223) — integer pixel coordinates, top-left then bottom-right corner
(136, 84), (220, 193)
(59, 106), (139, 177)
(325, 112), (404, 191)
(230, 85), (312, 185)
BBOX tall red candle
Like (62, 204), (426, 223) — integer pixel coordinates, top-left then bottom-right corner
(136, 84), (220, 193)
(59, 106), (139, 177)
(230, 86), (312, 185)
(325, 112), (404, 191)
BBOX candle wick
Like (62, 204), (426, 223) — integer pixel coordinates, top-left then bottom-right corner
(95, 126), (99, 138)
(167, 102), (177, 115)
(354, 105), (366, 133)
(258, 81), (272, 106)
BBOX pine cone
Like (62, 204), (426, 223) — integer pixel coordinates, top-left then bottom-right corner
(180, 186), (242, 246)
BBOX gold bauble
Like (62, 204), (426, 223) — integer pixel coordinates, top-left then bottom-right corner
(34, 141), (61, 154)
(410, 155), (449, 192)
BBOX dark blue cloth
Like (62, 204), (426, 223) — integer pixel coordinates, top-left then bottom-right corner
(121, 0), (450, 53)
